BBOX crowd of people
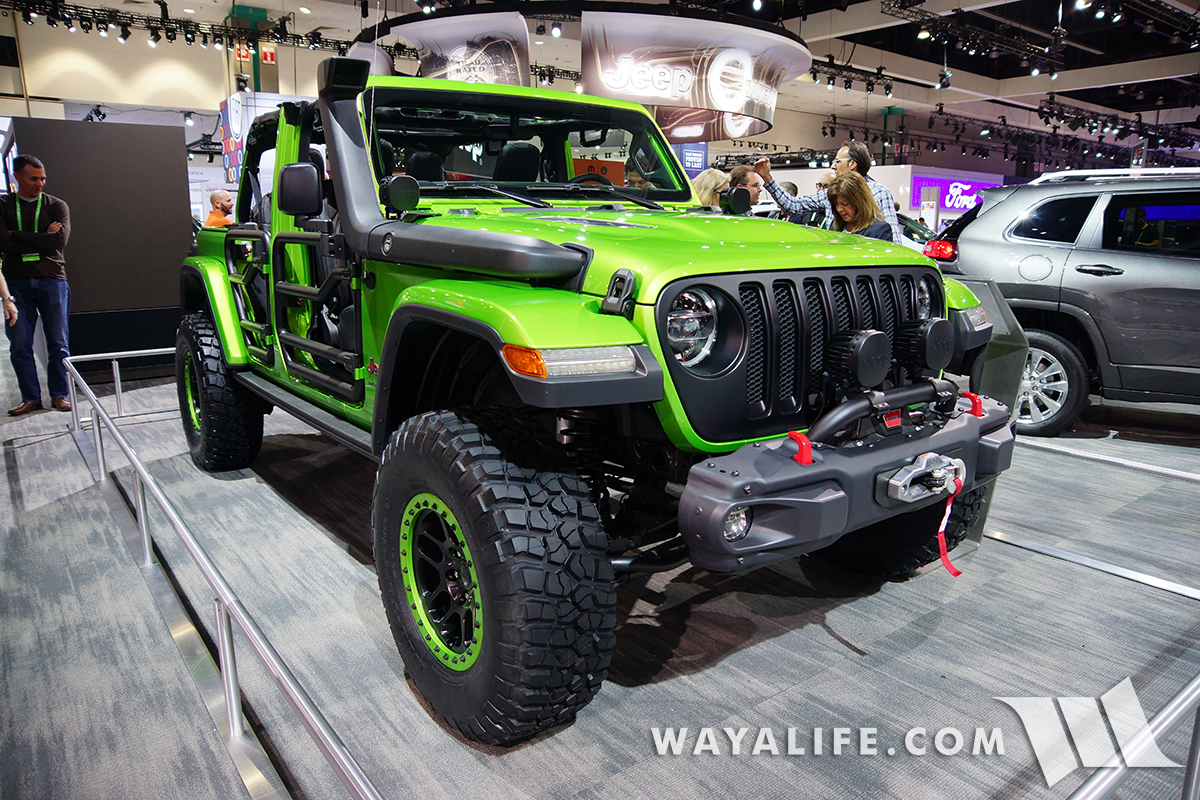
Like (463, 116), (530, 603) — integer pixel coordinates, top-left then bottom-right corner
(690, 141), (901, 245)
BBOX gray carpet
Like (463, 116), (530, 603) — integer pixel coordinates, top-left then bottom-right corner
(4, 341), (1200, 799)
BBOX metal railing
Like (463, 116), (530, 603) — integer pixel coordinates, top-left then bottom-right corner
(1068, 674), (1200, 800)
(63, 350), (384, 800)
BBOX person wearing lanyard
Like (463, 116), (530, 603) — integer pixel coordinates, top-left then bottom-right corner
(0, 154), (72, 415)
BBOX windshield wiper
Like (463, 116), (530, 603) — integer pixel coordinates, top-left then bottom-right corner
(423, 183), (553, 209)
(534, 183), (665, 211)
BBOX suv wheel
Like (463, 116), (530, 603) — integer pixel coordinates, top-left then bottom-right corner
(821, 485), (989, 578)
(373, 411), (617, 746)
(175, 313), (265, 471)
(1015, 330), (1089, 437)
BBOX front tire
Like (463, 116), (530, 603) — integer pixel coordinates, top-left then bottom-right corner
(1014, 330), (1089, 437)
(175, 313), (264, 471)
(821, 485), (989, 579)
(373, 411), (617, 746)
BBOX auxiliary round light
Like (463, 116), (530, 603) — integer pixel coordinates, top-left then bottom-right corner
(666, 288), (719, 367)
(723, 506), (752, 542)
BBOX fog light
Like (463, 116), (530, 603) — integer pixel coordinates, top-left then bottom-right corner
(723, 506), (752, 542)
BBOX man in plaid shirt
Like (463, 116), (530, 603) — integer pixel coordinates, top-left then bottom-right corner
(753, 141), (902, 243)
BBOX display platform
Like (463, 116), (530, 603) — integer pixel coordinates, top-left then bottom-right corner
(3, 358), (1200, 799)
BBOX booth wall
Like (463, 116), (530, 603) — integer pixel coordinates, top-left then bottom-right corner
(11, 118), (192, 354)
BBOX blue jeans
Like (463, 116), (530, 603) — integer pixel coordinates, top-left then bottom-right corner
(5, 276), (71, 402)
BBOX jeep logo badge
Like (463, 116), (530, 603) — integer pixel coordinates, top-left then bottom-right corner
(382, 233), (393, 255)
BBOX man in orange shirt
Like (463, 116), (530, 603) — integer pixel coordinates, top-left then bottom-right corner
(204, 190), (234, 227)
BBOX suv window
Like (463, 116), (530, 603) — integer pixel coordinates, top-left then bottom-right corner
(1102, 192), (1200, 257)
(1011, 196), (1096, 243)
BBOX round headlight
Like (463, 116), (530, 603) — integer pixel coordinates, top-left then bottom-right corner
(723, 506), (752, 542)
(667, 288), (719, 366)
(916, 277), (933, 320)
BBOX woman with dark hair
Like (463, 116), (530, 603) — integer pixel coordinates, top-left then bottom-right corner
(825, 172), (895, 243)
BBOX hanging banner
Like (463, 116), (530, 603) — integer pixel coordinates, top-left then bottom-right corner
(392, 11), (530, 87)
(581, 10), (810, 142)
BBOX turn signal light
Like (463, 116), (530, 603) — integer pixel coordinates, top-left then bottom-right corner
(502, 345), (546, 378)
(923, 239), (957, 261)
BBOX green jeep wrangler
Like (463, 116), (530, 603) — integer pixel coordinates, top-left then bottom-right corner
(178, 58), (1013, 746)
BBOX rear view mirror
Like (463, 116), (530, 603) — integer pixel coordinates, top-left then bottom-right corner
(277, 163), (322, 217)
(383, 174), (420, 214)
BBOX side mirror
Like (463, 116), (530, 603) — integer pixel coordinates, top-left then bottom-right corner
(382, 174), (420, 214)
(277, 163), (322, 217)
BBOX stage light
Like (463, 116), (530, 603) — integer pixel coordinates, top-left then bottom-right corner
(119, 24), (131, 42)
(844, 78), (852, 92)
(184, 111), (195, 126)
(536, 23), (545, 35)
(148, 28), (160, 47)
(885, 82), (893, 97)
(917, 25), (931, 40)
(551, 22), (561, 37)
(213, 34), (223, 50)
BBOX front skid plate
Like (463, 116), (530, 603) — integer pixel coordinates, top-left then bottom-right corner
(679, 395), (1013, 572)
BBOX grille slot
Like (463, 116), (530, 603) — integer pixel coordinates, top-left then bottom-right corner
(773, 281), (799, 405)
(899, 275), (914, 319)
(740, 284), (767, 410)
(831, 278), (852, 332)
(803, 279), (826, 396)
(879, 277), (898, 345)
(856, 277), (877, 332)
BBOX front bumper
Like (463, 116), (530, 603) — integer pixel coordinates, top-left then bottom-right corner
(678, 393), (1014, 572)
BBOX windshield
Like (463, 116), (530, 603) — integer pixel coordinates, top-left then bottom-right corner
(362, 86), (692, 203)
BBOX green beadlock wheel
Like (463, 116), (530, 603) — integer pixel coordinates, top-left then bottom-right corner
(182, 354), (202, 433)
(400, 493), (482, 671)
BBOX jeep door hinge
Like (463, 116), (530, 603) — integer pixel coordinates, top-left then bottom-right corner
(600, 268), (637, 319)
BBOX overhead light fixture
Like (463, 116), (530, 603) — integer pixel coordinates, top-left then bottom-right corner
(422, 3), (434, 13)
(184, 111), (195, 126)
(1136, 88), (1145, 100)
(308, 32), (321, 50)
(884, 82), (893, 97)
(1050, 71), (1058, 80)
(865, 80), (874, 94)
(575, 83), (583, 94)
(299, 6), (311, 13)
(1075, 0), (1092, 9)
(551, 21), (561, 37)
(917, 24), (931, 40)
(536, 23), (545, 35)
(1031, 66), (1040, 76)
(66, 17), (77, 32)
(47, 16), (58, 28)
(1094, 5), (1105, 18)
(213, 34), (223, 50)
(1169, 31), (1182, 44)
(200, 33), (207, 48)
(844, 77), (853, 92)
(98, 21), (108, 36)
(1020, 57), (1030, 67)
(247, 39), (256, 53)
(1111, 7), (1123, 22)
(119, 24), (131, 42)
(21, 11), (32, 24)
(826, 75), (835, 91)
(1156, 95), (1165, 106)
(1143, 21), (1155, 34)
(185, 30), (196, 45)
(980, 125), (990, 136)
(148, 28), (160, 47)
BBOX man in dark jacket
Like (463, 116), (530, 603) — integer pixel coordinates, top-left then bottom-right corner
(1, 154), (72, 415)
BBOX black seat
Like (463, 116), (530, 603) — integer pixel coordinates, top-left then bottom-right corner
(375, 139), (395, 179)
(493, 142), (540, 182)
(406, 150), (443, 182)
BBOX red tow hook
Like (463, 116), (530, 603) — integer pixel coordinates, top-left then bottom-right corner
(787, 431), (813, 465)
(961, 391), (984, 418)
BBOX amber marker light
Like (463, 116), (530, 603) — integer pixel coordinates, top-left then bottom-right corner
(502, 344), (547, 378)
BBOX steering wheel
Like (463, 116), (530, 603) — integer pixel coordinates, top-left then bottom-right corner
(567, 173), (613, 186)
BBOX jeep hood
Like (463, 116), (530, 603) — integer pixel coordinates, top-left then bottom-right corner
(417, 207), (933, 304)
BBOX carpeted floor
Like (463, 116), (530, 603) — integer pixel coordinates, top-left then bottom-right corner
(3, 337), (1200, 800)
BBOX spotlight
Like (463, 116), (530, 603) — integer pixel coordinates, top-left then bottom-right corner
(1020, 58), (1030, 68)
(753, 0), (763, 9)
(1031, 66), (1040, 76)
(187, 152), (195, 161)
(826, 75), (834, 91)
(1117, 85), (1127, 95)
(148, 28), (160, 47)
(917, 24), (931, 40)
(980, 125), (990, 136)
(1075, 0), (1092, 8)
(308, 32), (321, 50)
(236, 73), (250, 92)
(119, 24), (131, 42)
(247, 39), (256, 54)
(547, 71), (555, 85)
(844, 78), (852, 92)
(80, 17), (92, 32)
(928, 116), (936, 129)
(21, 11), (32, 24)
(98, 20), (108, 35)
(1156, 95), (1165, 106)
(1143, 22), (1155, 34)
(184, 111), (195, 126)
(1050, 71), (1058, 80)
(884, 82), (893, 97)
(962, 145), (967, 155)
(536, 23), (545, 35)
(1094, 5), (1105, 18)
(1136, 88), (1145, 100)
(1169, 31), (1182, 44)
(989, 48), (1000, 58)
(184, 30), (194, 44)
(165, 28), (176, 43)
(47, 16), (58, 28)
(865, 80), (874, 94)
(551, 22), (561, 38)
(213, 34), (223, 50)
(575, 83), (583, 93)
(421, 3), (434, 13)
(201, 33), (207, 48)
(1111, 7), (1122, 22)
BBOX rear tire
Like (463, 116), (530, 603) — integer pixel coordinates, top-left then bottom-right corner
(373, 410), (617, 745)
(1014, 330), (1088, 437)
(821, 485), (988, 579)
(175, 313), (264, 471)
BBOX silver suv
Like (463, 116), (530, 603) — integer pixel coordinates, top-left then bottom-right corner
(925, 168), (1200, 436)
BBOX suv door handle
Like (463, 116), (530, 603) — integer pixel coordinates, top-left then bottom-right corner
(1075, 264), (1124, 276)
